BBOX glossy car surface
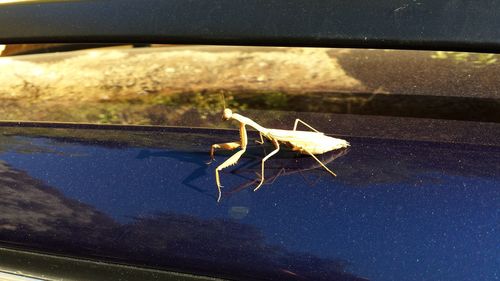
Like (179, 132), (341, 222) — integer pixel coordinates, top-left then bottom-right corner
(0, 1), (499, 281)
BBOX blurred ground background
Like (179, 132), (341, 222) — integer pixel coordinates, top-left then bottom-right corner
(0, 44), (498, 132)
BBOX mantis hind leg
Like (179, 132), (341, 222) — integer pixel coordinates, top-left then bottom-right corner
(304, 149), (337, 177)
(293, 118), (320, 132)
(254, 139), (280, 191)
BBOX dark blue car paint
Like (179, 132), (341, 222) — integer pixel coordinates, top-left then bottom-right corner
(0, 126), (498, 281)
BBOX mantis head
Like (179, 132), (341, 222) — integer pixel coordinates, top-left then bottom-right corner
(223, 108), (233, 120)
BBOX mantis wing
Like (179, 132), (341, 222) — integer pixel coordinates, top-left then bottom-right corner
(268, 129), (349, 154)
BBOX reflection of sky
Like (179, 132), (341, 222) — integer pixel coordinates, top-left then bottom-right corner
(1, 136), (499, 281)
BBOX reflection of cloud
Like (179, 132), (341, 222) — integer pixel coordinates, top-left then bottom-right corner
(228, 206), (250, 219)
(0, 160), (367, 281)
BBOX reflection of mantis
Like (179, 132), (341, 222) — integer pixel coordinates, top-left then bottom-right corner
(224, 148), (350, 198)
(136, 149), (217, 199)
(208, 107), (350, 202)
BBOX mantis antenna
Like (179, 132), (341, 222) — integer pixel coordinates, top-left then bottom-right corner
(221, 92), (226, 110)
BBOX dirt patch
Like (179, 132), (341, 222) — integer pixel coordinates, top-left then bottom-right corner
(0, 46), (365, 102)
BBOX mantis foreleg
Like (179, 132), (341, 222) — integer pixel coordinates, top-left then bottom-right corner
(214, 123), (248, 202)
(293, 118), (320, 132)
(208, 142), (240, 164)
(254, 139), (280, 191)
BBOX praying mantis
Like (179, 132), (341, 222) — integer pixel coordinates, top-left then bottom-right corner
(208, 106), (350, 202)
